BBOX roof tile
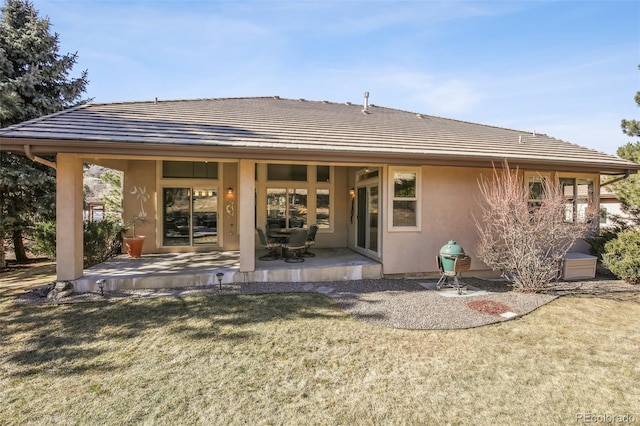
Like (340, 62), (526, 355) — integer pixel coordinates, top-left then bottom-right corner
(1, 97), (637, 173)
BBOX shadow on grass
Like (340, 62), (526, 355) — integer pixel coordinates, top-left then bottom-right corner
(3, 293), (341, 377)
(0, 261), (56, 300)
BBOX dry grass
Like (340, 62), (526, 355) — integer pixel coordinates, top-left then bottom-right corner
(1, 265), (639, 425)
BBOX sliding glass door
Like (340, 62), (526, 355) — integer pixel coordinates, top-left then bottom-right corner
(163, 187), (218, 246)
(357, 185), (379, 253)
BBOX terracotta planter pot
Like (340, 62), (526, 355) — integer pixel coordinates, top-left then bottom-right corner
(123, 236), (146, 258)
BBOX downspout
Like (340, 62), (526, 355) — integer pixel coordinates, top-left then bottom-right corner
(601, 170), (630, 187)
(24, 145), (56, 170)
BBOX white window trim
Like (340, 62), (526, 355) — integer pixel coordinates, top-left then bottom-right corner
(524, 171), (553, 204)
(388, 166), (421, 232)
(558, 173), (597, 224)
(524, 171), (598, 224)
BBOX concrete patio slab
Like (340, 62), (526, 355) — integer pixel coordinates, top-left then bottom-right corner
(418, 281), (491, 298)
(74, 248), (381, 292)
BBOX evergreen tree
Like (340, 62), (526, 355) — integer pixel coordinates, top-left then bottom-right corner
(611, 65), (640, 221)
(620, 65), (640, 140)
(0, 0), (88, 262)
(100, 168), (123, 221)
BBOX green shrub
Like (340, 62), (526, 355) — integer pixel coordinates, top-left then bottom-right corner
(585, 225), (626, 262)
(32, 221), (57, 259)
(584, 216), (630, 261)
(33, 220), (125, 267)
(602, 229), (640, 284)
(84, 219), (125, 267)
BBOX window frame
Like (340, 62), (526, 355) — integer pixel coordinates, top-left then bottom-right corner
(524, 171), (597, 224)
(524, 171), (552, 210)
(160, 186), (220, 247)
(157, 160), (223, 248)
(162, 160), (219, 179)
(388, 166), (421, 232)
(266, 187), (309, 230)
(559, 175), (595, 224)
(261, 164), (334, 232)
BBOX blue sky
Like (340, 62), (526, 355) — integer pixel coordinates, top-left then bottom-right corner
(34, 0), (639, 155)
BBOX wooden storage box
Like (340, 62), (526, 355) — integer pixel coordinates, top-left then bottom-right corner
(562, 253), (597, 280)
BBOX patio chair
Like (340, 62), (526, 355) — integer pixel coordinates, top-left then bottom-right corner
(436, 255), (471, 295)
(256, 227), (280, 261)
(302, 224), (319, 257)
(283, 228), (308, 263)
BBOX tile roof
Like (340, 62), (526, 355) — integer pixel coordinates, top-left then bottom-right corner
(1, 96), (637, 174)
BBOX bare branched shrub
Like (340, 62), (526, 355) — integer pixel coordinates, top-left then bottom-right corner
(474, 162), (593, 292)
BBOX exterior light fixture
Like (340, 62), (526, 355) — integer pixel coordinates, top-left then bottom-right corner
(349, 188), (355, 197)
(216, 272), (224, 290)
(227, 187), (234, 195)
(96, 279), (106, 296)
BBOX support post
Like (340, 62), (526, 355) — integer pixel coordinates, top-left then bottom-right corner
(56, 154), (84, 281)
(238, 159), (256, 273)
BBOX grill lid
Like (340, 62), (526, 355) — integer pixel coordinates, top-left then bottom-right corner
(439, 240), (465, 258)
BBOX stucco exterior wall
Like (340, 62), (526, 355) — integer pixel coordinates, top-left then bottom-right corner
(122, 160), (157, 254)
(382, 166), (489, 275)
(223, 162), (239, 250)
(118, 160), (348, 255)
(345, 167), (358, 250)
(381, 166), (600, 276)
(320, 166), (349, 248)
(112, 158), (598, 276)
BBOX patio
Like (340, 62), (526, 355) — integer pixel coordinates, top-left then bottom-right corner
(73, 248), (382, 293)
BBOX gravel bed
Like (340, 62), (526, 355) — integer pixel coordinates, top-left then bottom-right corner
(328, 279), (557, 330)
(12, 277), (575, 330)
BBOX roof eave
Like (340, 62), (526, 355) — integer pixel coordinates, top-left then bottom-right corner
(2, 137), (637, 175)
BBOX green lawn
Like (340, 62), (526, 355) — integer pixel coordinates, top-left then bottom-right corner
(1, 267), (639, 425)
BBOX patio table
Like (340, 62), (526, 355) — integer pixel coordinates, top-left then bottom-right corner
(268, 230), (291, 258)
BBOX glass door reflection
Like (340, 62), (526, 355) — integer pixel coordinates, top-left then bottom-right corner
(163, 188), (191, 246)
(192, 188), (218, 245)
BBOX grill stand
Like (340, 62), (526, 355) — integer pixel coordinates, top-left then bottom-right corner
(436, 255), (471, 295)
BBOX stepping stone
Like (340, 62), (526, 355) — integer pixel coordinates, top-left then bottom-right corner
(316, 286), (335, 294)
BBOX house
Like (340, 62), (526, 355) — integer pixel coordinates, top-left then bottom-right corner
(1, 95), (638, 287)
(599, 182), (633, 228)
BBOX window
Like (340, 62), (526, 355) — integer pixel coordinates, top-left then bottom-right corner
(266, 188), (308, 229)
(390, 168), (420, 229)
(163, 187), (218, 246)
(163, 161), (218, 179)
(527, 175), (547, 210)
(316, 165), (330, 182)
(267, 164), (307, 181)
(261, 164), (332, 231)
(525, 172), (596, 223)
(560, 177), (594, 223)
(358, 169), (379, 182)
(316, 189), (330, 228)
